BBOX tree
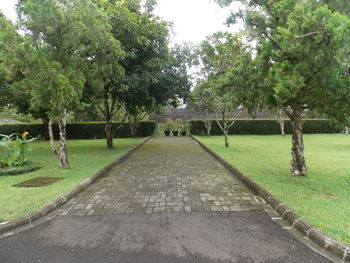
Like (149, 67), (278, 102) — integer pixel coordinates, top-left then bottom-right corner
(0, 14), (13, 108)
(212, 81), (240, 148)
(80, 0), (128, 148)
(317, 0), (350, 14)
(82, 58), (125, 148)
(16, 0), (121, 168)
(217, 0), (350, 176)
(194, 32), (251, 147)
(124, 43), (191, 137)
(0, 13), (52, 125)
(0, 13), (23, 108)
(188, 83), (216, 136)
(84, 0), (190, 145)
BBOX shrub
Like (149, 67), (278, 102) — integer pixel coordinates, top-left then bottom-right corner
(174, 119), (184, 131)
(0, 164), (40, 176)
(0, 121), (157, 140)
(165, 118), (174, 131)
(189, 119), (341, 135)
(0, 133), (36, 169)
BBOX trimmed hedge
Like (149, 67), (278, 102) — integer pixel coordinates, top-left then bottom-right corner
(189, 119), (341, 135)
(0, 121), (157, 139)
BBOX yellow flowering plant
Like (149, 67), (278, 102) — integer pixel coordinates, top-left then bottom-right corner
(0, 132), (36, 169)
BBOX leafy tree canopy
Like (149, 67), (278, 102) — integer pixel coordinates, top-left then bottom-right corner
(16, 0), (122, 118)
(215, 0), (350, 175)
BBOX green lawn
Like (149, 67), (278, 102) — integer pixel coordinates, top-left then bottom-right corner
(195, 134), (350, 245)
(0, 138), (146, 221)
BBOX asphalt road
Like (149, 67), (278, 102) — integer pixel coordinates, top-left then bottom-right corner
(0, 211), (332, 263)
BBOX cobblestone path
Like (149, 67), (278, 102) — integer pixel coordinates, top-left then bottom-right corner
(65, 137), (261, 216)
(1, 136), (334, 263)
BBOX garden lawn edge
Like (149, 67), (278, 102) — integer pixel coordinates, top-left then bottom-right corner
(191, 135), (350, 263)
(0, 136), (152, 237)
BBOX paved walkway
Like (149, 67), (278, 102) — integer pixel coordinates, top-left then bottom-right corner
(0, 137), (333, 263)
(65, 137), (261, 216)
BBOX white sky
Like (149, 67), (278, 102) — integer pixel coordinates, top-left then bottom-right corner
(0, 0), (17, 22)
(154, 0), (242, 44)
(0, 0), (242, 45)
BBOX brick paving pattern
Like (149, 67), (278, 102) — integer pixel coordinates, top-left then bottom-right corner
(64, 137), (262, 216)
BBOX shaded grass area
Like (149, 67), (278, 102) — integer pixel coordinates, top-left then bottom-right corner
(0, 138), (146, 220)
(195, 134), (350, 245)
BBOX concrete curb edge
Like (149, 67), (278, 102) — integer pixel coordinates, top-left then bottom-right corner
(191, 135), (350, 262)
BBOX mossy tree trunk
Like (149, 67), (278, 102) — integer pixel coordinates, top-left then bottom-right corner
(285, 106), (307, 176)
(48, 108), (70, 169)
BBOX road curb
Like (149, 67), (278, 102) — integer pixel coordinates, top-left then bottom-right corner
(0, 137), (152, 236)
(191, 135), (350, 262)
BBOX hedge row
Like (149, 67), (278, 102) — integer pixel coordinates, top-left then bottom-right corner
(0, 121), (157, 139)
(189, 119), (341, 135)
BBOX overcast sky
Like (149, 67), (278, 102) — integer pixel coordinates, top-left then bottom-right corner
(154, 0), (242, 44)
(0, 0), (242, 45)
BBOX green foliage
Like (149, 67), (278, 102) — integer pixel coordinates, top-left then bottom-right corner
(0, 107), (34, 123)
(0, 121), (157, 139)
(82, 0), (190, 140)
(0, 12), (50, 123)
(316, 0), (350, 14)
(165, 118), (174, 131)
(214, 0), (350, 172)
(144, 0), (158, 13)
(0, 12), (24, 109)
(220, 0), (350, 123)
(15, 0), (122, 118)
(0, 133), (36, 169)
(193, 32), (254, 118)
(0, 164), (40, 176)
(174, 119), (184, 131)
(188, 83), (216, 116)
(190, 119), (340, 136)
(119, 8), (190, 115)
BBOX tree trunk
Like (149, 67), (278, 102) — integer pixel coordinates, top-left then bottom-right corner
(48, 111), (70, 169)
(48, 119), (59, 156)
(216, 118), (230, 147)
(129, 121), (138, 138)
(128, 113), (144, 138)
(276, 109), (285, 137)
(105, 120), (114, 148)
(42, 117), (50, 140)
(58, 114), (70, 169)
(290, 108), (307, 176)
(204, 119), (212, 136)
(131, 125), (137, 138)
(279, 119), (285, 137)
(224, 132), (229, 147)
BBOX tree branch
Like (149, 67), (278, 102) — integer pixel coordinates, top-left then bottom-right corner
(292, 31), (320, 42)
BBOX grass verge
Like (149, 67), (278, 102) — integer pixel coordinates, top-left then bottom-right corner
(0, 138), (146, 220)
(194, 134), (350, 245)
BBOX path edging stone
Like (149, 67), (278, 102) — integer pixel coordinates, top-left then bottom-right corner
(191, 135), (350, 262)
(0, 137), (152, 236)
